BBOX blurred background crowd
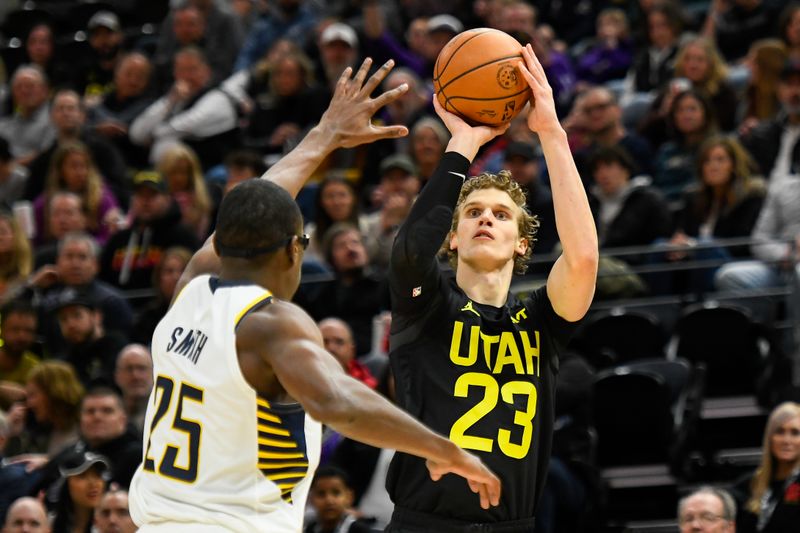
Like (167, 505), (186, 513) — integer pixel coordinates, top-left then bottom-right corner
(0, 0), (799, 532)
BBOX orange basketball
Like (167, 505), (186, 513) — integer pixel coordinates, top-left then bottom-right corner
(434, 28), (531, 126)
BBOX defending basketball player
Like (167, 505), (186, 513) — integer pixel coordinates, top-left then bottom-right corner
(384, 44), (598, 532)
(128, 59), (501, 533)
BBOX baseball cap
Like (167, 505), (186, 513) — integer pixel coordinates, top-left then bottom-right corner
(320, 23), (358, 48)
(88, 11), (121, 32)
(379, 154), (417, 176)
(427, 14), (463, 35)
(780, 59), (800, 80)
(51, 287), (97, 313)
(504, 142), (540, 162)
(59, 450), (111, 478)
(133, 170), (168, 193)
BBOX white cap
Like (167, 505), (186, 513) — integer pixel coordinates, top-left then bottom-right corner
(321, 23), (358, 48)
(427, 14), (463, 35)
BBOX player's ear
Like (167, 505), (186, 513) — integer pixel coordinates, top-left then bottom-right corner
(515, 237), (528, 257)
(449, 230), (458, 251)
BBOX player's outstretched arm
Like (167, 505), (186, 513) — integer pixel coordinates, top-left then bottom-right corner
(169, 58), (410, 302)
(238, 302), (502, 509)
(518, 44), (598, 321)
(261, 57), (409, 198)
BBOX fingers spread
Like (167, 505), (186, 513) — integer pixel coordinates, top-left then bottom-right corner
(360, 58), (394, 98)
(372, 82), (408, 111)
(352, 58), (373, 89)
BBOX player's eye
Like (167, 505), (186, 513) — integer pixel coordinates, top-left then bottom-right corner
(495, 211), (510, 220)
(468, 208), (481, 217)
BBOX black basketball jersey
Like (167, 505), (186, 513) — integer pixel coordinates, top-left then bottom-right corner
(386, 152), (579, 523)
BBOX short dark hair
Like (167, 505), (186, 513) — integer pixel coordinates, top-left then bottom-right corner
(82, 383), (125, 411)
(312, 465), (352, 488)
(0, 299), (37, 326)
(224, 150), (267, 177)
(215, 179), (302, 258)
(589, 145), (639, 176)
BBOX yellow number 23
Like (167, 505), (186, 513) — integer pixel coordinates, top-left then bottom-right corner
(449, 372), (537, 459)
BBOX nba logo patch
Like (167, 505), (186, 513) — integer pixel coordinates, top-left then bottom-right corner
(412, 286), (422, 298)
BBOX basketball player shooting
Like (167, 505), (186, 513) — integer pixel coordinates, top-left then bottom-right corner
(128, 58), (501, 533)
(383, 44), (599, 532)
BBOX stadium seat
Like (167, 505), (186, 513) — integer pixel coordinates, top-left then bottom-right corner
(571, 309), (667, 368)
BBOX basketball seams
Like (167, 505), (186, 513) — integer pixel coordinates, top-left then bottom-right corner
(433, 29), (493, 84)
(443, 86), (532, 102)
(437, 54), (524, 94)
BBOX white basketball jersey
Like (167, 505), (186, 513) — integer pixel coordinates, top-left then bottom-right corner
(130, 275), (322, 532)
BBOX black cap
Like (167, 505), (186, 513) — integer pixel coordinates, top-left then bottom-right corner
(133, 170), (168, 193)
(51, 287), (96, 313)
(379, 154), (417, 176)
(59, 450), (111, 478)
(781, 59), (800, 80)
(504, 142), (539, 162)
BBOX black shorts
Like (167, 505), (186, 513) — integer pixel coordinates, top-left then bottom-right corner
(386, 507), (536, 533)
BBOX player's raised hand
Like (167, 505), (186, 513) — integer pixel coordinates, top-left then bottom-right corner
(318, 58), (409, 149)
(517, 44), (561, 135)
(433, 95), (508, 161)
(425, 449), (502, 510)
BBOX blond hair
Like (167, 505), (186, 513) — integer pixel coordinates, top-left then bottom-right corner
(157, 143), (211, 218)
(442, 171), (539, 275)
(44, 141), (103, 235)
(675, 36), (729, 96)
(0, 211), (32, 282)
(747, 402), (800, 514)
(27, 361), (85, 428)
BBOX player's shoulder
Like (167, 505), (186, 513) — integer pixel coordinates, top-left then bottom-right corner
(237, 298), (320, 344)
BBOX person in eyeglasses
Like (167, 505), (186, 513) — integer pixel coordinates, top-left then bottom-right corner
(127, 58), (501, 533)
(678, 486), (736, 533)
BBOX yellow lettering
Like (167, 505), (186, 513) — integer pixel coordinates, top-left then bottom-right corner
(520, 330), (540, 376)
(515, 308), (527, 322)
(480, 331), (499, 369)
(449, 322), (478, 366)
(493, 332), (525, 374)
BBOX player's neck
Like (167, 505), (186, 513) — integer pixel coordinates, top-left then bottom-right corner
(456, 263), (512, 308)
(219, 264), (289, 300)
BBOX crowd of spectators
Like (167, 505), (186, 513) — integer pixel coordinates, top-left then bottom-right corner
(0, 0), (799, 531)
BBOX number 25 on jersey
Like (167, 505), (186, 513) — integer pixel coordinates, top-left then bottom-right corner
(143, 375), (205, 483)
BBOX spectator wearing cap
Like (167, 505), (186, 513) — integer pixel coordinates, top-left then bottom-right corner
(50, 287), (128, 385)
(24, 89), (129, 209)
(0, 137), (29, 205)
(129, 46), (240, 170)
(421, 15), (463, 74)
(234, 0), (319, 72)
(19, 231), (133, 355)
(317, 22), (361, 90)
(0, 66), (55, 166)
(362, 153), (421, 271)
(154, 0), (244, 90)
(73, 11), (127, 99)
(50, 449), (110, 533)
(503, 141), (558, 255)
(740, 59), (800, 183)
(99, 170), (198, 292)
